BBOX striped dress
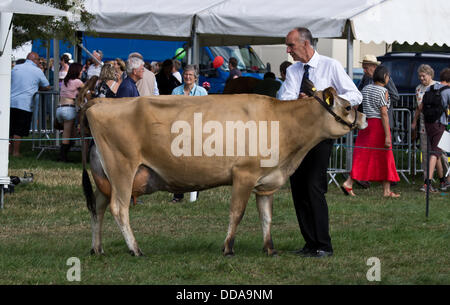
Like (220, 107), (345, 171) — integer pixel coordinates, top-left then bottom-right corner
(350, 84), (400, 182)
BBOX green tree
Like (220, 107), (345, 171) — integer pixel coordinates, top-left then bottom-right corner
(12, 0), (94, 49)
(392, 42), (450, 53)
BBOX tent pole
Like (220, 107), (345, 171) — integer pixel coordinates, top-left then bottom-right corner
(74, 31), (82, 63)
(192, 31), (199, 66)
(188, 15), (199, 66)
(53, 38), (59, 92)
(46, 40), (50, 80)
(345, 22), (354, 172)
(346, 23), (353, 80)
(0, 12), (13, 209)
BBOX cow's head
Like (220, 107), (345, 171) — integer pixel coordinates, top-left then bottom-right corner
(318, 87), (367, 138)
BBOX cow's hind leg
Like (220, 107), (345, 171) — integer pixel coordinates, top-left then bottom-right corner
(223, 171), (255, 256)
(90, 190), (109, 255)
(256, 194), (276, 256)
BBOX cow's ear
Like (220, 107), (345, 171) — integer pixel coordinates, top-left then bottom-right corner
(323, 87), (336, 106)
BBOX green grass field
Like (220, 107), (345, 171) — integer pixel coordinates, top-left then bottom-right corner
(1, 146), (449, 285)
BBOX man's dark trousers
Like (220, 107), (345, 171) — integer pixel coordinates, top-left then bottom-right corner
(289, 139), (333, 252)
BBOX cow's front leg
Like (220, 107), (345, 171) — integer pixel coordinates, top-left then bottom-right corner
(256, 193), (276, 256)
(223, 172), (255, 256)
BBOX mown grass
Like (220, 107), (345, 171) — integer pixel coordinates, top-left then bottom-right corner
(1, 144), (449, 285)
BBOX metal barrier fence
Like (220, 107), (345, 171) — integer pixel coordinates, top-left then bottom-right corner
(29, 91), (429, 181)
(395, 94), (425, 181)
(30, 91), (61, 159)
(328, 93), (423, 186)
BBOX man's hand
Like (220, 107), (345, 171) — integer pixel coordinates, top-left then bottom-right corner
(298, 92), (308, 99)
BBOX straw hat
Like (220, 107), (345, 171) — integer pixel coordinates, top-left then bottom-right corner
(361, 54), (380, 65)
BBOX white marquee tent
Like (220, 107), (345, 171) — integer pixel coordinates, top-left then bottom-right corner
(82, 0), (450, 75)
(0, 0), (69, 208)
(83, 0), (450, 46)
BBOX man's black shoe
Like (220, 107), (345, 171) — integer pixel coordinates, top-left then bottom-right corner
(304, 250), (333, 258)
(291, 247), (314, 256)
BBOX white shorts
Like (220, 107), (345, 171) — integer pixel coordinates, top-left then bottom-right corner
(56, 106), (77, 123)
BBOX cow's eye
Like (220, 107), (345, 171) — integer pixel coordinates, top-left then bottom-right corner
(345, 106), (351, 111)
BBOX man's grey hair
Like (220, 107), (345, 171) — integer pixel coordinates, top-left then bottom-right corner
(183, 64), (199, 79)
(128, 52), (144, 60)
(126, 57), (144, 74)
(295, 27), (314, 45)
(93, 50), (103, 59)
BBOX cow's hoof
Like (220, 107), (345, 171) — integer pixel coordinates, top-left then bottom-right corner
(223, 249), (235, 257)
(90, 248), (104, 255)
(129, 249), (145, 257)
(263, 248), (278, 257)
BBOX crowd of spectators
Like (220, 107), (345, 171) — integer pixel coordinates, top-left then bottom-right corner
(8, 50), (191, 159)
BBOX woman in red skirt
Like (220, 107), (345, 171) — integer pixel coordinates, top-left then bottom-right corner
(341, 65), (400, 198)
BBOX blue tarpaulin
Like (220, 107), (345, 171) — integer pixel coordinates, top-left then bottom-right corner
(32, 35), (186, 63)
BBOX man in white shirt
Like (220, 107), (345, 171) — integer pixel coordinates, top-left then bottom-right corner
(86, 50), (104, 80)
(277, 27), (362, 258)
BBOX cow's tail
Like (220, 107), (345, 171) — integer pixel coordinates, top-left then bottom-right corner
(82, 167), (96, 219)
(79, 77), (98, 219)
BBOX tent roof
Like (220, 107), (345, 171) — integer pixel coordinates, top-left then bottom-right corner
(351, 0), (450, 46)
(83, 0), (450, 46)
(83, 0), (225, 40)
(0, 0), (69, 17)
(196, 0), (378, 43)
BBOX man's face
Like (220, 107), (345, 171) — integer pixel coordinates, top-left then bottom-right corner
(134, 64), (144, 80)
(362, 63), (377, 78)
(286, 30), (308, 63)
(92, 51), (101, 64)
(31, 58), (41, 66)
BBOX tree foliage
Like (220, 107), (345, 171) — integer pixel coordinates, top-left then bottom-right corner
(12, 0), (94, 49)
(393, 42), (450, 53)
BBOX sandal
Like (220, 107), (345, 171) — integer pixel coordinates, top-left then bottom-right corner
(340, 184), (356, 196)
(383, 192), (400, 198)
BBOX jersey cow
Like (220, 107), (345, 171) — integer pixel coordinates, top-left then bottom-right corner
(81, 88), (367, 257)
